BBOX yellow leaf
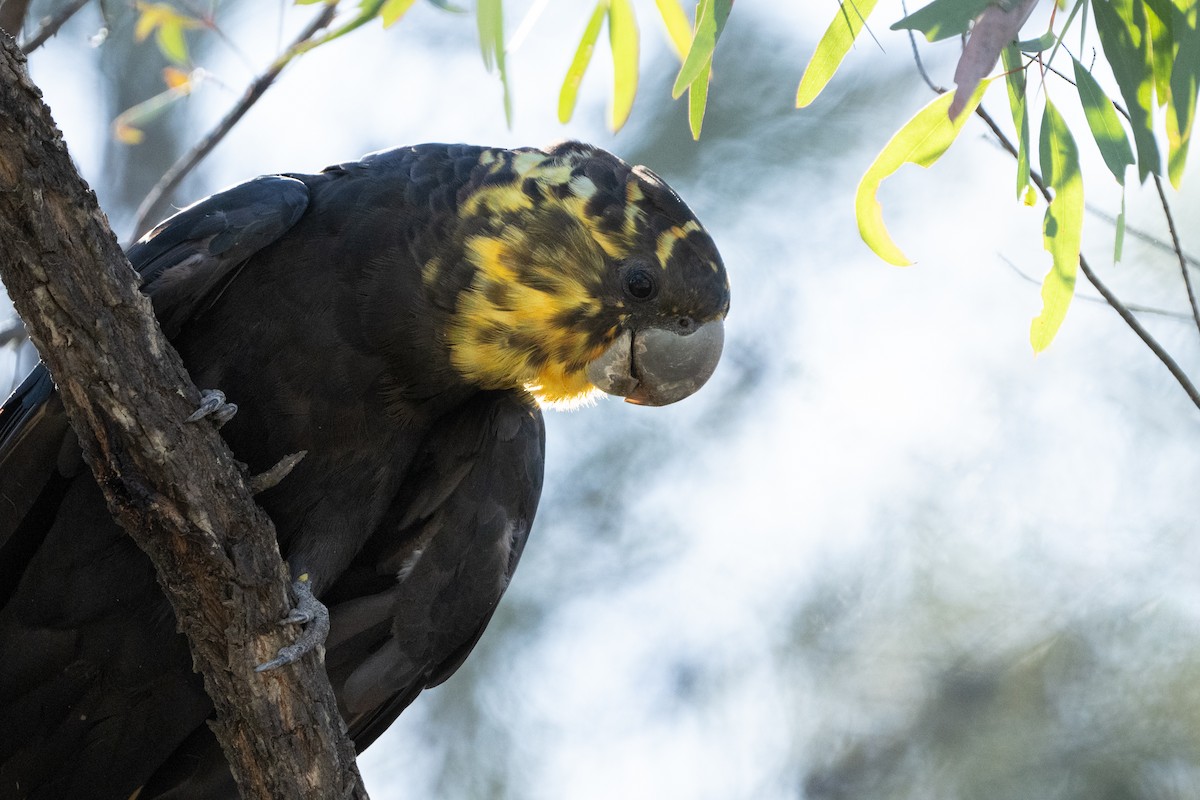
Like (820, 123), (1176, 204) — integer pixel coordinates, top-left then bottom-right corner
(855, 81), (990, 265)
(1030, 97), (1083, 353)
(608, 0), (639, 131)
(797, 0), (879, 108)
(162, 66), (191, 90)
(655, 0), (692, 62)
(113, 119), (145, 144)
(558, 1), (608, 124)
(134, 2), (170, 42)
(381, 0), (418, 28)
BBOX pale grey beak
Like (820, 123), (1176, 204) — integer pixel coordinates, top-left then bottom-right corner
(585, 319), (725, 406)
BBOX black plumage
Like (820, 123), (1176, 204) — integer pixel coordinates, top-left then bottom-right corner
(0, 142), (729, 798)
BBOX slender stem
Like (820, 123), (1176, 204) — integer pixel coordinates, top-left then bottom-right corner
(972, 103), (1200, 411)
(1151, 173), (1200, 338)
(1086, 203), (1200, 270)
(130, 4), (336, 239)
(901, 0), (945, 94)
(20, 0), (88, 54)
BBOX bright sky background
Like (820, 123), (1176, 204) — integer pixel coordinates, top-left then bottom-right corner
(6, 2), (1200, 797)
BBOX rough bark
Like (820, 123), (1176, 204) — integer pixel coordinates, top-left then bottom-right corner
(0, 33), (368, 800)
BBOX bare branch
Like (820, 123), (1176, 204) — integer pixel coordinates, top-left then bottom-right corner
(131, 4), (337, 239)
(971, 102), (1200, 411)
(1085, 204), (1200, 270)
(20, 0), (89, 54)
(1151, 173), (1200, 339)
(901, 0), (945, 94)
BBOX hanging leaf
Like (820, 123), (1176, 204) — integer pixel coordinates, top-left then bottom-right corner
(134, 2), (202, 65)
(1031, 97), (1083, 353)
(671, 0), (730, 98)
(1167, 2), (1199, 188)
(1114, 186), (1126, 263)
(608, 0), (639, 131)
(1092, 0), (1161, 181)
(1072, 56), (1135, 184)
(476, 0), (512, 126)
(796, 0), (880, 108)
(558, 1), (609, 124)
(688, 60), (711, 139)
(381, 0), (418, 27)
(1001, 44), (1031, 199)
(855, 80), (990, 266)
(655, 0), (692, 62)
(1144, 0), (1174, 107)
(891, 0), (993, 42)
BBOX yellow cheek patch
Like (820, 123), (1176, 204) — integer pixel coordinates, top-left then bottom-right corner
(446, 232), (609, 405)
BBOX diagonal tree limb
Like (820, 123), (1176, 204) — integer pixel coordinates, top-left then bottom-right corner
(0, 32), (368, 800)
(20, 0), (89, 54)
(131, 4), (337, 239)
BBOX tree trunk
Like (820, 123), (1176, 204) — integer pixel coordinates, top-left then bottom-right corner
(0, 32), (368, 800)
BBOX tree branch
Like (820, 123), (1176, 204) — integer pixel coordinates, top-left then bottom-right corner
(972, 102), (1200, 411)
(0, 33), (368, 799)
(20, 0), (89, 54)
(131, 4), (337, 239)
(1151, 173), (1200, 340)
(0, 0), (31, 37)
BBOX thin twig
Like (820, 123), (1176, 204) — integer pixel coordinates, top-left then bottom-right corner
(130, 4), (336, 239)
(973, 101), (1200, 410)
(998, 254), (1193, 320)
(1086, 203), (1200, 270)
(20, 0), (89, 54)
(901, 0), (945, 94)
(1151, 173), (1200, 338)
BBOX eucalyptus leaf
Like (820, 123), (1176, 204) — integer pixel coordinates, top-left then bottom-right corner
(797, 0), (880, 108)
(1031, 97), (1083, 353)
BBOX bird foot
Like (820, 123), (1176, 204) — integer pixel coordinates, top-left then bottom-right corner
(255, 574), (330, 672)
(187, 389), (238, 427)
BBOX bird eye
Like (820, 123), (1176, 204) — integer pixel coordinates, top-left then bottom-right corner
(624, 268), (657, 301)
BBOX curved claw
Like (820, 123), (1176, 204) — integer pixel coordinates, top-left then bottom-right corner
(255, 575), (330, 672)
(187, 388), (239, 427)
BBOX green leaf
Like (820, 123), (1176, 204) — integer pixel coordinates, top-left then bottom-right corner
(381, 0), (418, 26)
(156, 22), (189, 64)
(1145, 0), (1173, 106)
(796, 0), (880, 108)
(1167, 2), (1199, 188)
(1114, 186), (1126, 263)
(1031, 97), (1083, 353)
(1001, 44), (1030, 198)
(608, 0), (638, 131)
(1072, 56), (1135, 184)
(688, 60), (711, 139)
(891, 0), (992, 42)
(671, 0), (731, 98)
(558, 1), (608, 124)
(476, 0), (512, 126)
(427, 0), (468, 10)
(1015, 31), (1057, 51)
(1092, 0), (1161, 181)
(855, 80), (990, 266)
(477, 0), (501, 70)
